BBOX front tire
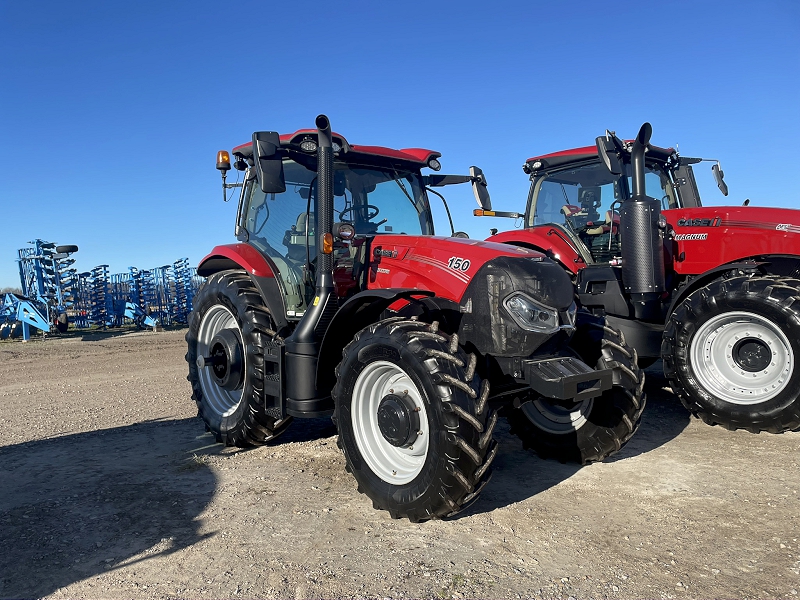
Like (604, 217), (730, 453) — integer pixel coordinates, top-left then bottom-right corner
(333, 318), (498, 522)
(663, 275), (800, 433)
(507, 313), (646, 464)
(186, 270), (292, 446)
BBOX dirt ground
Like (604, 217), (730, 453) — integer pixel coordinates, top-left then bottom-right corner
(0, 329), (798, 600)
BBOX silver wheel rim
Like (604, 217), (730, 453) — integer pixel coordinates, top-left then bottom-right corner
(351, 360), (429, 485)
(690, 310), (793, 405)
(197, 304), (244, 417)
(521, 397), (594, 435)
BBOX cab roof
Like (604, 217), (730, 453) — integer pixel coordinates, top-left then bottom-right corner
(525, 141), (675, 170)
(232, 128), (441, 167)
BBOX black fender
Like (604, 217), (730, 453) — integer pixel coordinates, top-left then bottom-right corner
(315, 288), (437, 393)
(197, 253), (290, 335)
(666, 260), (762, 319)
(750, 254), (800, 278)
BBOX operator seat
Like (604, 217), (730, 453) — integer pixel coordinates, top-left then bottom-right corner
(585, 210), (620, 236)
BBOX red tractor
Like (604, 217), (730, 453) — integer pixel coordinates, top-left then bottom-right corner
(185, 115), (646, 521)
(481, 123), (800, 434)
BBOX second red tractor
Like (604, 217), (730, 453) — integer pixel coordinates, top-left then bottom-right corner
(481, 123), (800, 434)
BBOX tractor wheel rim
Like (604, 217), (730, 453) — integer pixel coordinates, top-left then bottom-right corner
(521, 397), (594, 435)
(351, 361), (429, 485)
(690, 311), (793, 405)
(197, 304), (244, 417)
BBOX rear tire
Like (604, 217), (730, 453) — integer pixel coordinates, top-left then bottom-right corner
(507, 312), (646, 464)
(333, 317), (497, 522)
(186, 270), (292, 446)
(663, 275), (800, 433)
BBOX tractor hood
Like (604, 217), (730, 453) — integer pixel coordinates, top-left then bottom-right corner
(365, 235), (555, 305)
(665, 205), (800, 274)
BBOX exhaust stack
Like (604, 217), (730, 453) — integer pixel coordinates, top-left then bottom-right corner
(282, 114), (339, 416)
(315, 114), (334, 274)
(619, 123), (666, 320)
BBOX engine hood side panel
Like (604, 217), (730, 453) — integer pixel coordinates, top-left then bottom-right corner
(666, 207), (800, 275)
(365, 235), (545, 303)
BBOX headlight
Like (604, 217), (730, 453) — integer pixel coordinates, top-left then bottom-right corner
(503, 292), (560, 334)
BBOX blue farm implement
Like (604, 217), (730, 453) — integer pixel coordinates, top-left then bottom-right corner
(4, 239), (204, 338)
(15, 239), (80, 337)
(0, 293), (50, 341)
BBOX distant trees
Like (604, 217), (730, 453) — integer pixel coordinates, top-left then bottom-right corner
(0, 287), (24, 296)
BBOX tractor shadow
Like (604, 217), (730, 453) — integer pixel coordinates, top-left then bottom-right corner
(458, 362), (691, 517)
(0, 418), (219, 599)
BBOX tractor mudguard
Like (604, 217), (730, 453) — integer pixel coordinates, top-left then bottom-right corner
(667, 260), (762, 318)
(197, 243), (289, 334)
(487, 228), (585, 275)
(315, 288), (434, 392)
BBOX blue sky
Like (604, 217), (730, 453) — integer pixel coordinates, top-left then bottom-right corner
(1, 0), (798, 288)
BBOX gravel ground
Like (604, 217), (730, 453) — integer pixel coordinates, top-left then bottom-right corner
(0, 328), (798, 599)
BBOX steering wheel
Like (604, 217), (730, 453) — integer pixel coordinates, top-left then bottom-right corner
(339, 204), (380, 221)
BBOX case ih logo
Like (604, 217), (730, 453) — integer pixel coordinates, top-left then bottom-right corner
(374, 248), (398, 258)
(776, 223), (791, 231)
(677, 217), (721, 227)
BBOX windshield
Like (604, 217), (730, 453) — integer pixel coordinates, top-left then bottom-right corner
(528, 160), (674, 263)
(239, 159), (432, 315)
(242, 160), (432, 245)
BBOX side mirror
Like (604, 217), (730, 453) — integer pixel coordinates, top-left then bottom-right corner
(470, 166), (492, 211)
(712, 162), (729, 196)
(252, 131), (286, 194)
(596, 134), (623, 176)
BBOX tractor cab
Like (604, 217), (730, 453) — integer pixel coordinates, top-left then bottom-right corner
(484, 133), (728, 270)
(519, 142), (701, 265)
(220, 131), (444, 319)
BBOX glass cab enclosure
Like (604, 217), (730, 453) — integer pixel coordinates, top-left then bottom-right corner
(527, 160), (678, 264)
(238, 158), (433, 318)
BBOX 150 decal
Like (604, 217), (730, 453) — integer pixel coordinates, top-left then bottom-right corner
(447, 257), (471, 271)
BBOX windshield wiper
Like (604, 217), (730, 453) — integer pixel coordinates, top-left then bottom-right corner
(392, 170), (419, 210)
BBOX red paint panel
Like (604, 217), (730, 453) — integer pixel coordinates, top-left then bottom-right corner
(231, 132), (439, 165)
(666, 207), (800, 275)
(349, 145), (439, 165)
(526, 145), (598, 164)
(366, 235), (542, 303)
(487, 228), (582, 274)
(197, 244), (276, 278)
(525, 140), (671, 165)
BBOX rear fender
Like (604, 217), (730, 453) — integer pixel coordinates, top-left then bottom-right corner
(316, 289), (435, 393)
(197, 243), (289, 334)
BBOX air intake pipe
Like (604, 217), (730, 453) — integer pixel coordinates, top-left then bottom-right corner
(315, 114), (334, 274)
(283, 114), (339, 415)
(619, 123), (666, 320)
